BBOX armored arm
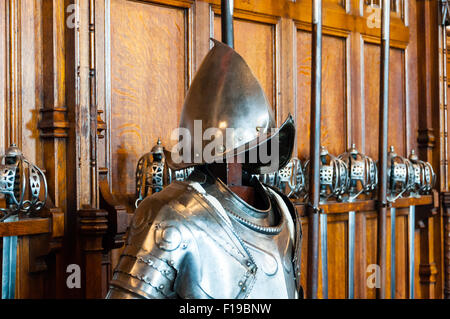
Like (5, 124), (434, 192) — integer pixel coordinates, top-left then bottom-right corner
(106, 192), (191, 299)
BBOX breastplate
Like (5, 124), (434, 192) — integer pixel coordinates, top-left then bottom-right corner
(231, 221), (297, 298)
(107, 170), (300, 299)
(199, 176), (297, 299)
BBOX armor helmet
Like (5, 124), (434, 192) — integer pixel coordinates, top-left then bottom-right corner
(165, 39), (295, 174)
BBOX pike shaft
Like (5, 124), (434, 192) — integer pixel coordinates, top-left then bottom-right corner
(221, 0), (234, 48)
(307, 0), (322, 299)
(377, 0), (391, 299)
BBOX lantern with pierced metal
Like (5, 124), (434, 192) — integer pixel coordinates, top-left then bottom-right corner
(407, 149), (435, 196)
(0, 144), (47, 222)
(338, 144), (378, 201)
(135, 138), (168, 207)
(304, 146), (350, 201)
(387, 146), (415, 202)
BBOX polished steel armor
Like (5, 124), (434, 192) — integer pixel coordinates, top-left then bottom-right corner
(106, 169), (302, 299)
(108, 39), (300, 299)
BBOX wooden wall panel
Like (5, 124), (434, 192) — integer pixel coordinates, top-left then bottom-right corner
(109, 0), (188, 196)
(213, 16), (276, 110)
(365, 212), (378, 298)
(300, 218), (309, 296)
(326, 216), (348, 299)
(388, 49), (406, 155)
(395, 211), (408, 298)
(364, 43), (406, 158)
(296, 30), (348, 159)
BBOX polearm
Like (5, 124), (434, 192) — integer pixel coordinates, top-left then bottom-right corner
(307, 0), (322, 299)
(220, 0), (243, 187)
(221, 0), (234, 48)
(377, 0), (391, 299)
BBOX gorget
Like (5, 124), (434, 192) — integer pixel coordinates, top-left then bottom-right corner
(106, 168), (302, 299)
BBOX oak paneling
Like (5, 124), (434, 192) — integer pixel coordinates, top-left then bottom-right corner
(395, 211), (408, 298)
(364, 43), (406, 159)
(365, 212), (378, 299)
(213, 16), (276, 110)
(296, 30), (348, 159)
(326, 217), (348, 298)
(109, 0), (188, 195)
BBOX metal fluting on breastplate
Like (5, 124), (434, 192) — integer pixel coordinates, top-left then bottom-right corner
(225, 207), (284, 235)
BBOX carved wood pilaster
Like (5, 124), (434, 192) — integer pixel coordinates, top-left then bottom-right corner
(441, 192), (450, 299)
(39, 108), (69, 138)
(5, 0), (22, 147)
(78, 207), (108, 299)
(416, 0), (444, 299)
(38, 0), (68, 214)
(89, 0), (99, 208)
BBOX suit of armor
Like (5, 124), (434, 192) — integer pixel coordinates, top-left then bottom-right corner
(107, 168), (301, 299)
(107, 40), (301, 299)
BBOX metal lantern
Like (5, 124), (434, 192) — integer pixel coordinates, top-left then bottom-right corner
(387, 146), (415, 202)
(304, 146), (350, 201)
(408, 149), (435, 195)
(0, 144), (47, 222)
(135, 138), (168, 207)
(338, 144), (378, 201)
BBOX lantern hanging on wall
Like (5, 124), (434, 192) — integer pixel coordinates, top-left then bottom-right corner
(304, 146), (350, 202)
(387, 146), (415, 202)
(338, 144), (378, 201)
(0, 144), (47, 222)
(407, 149), (435, 196)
